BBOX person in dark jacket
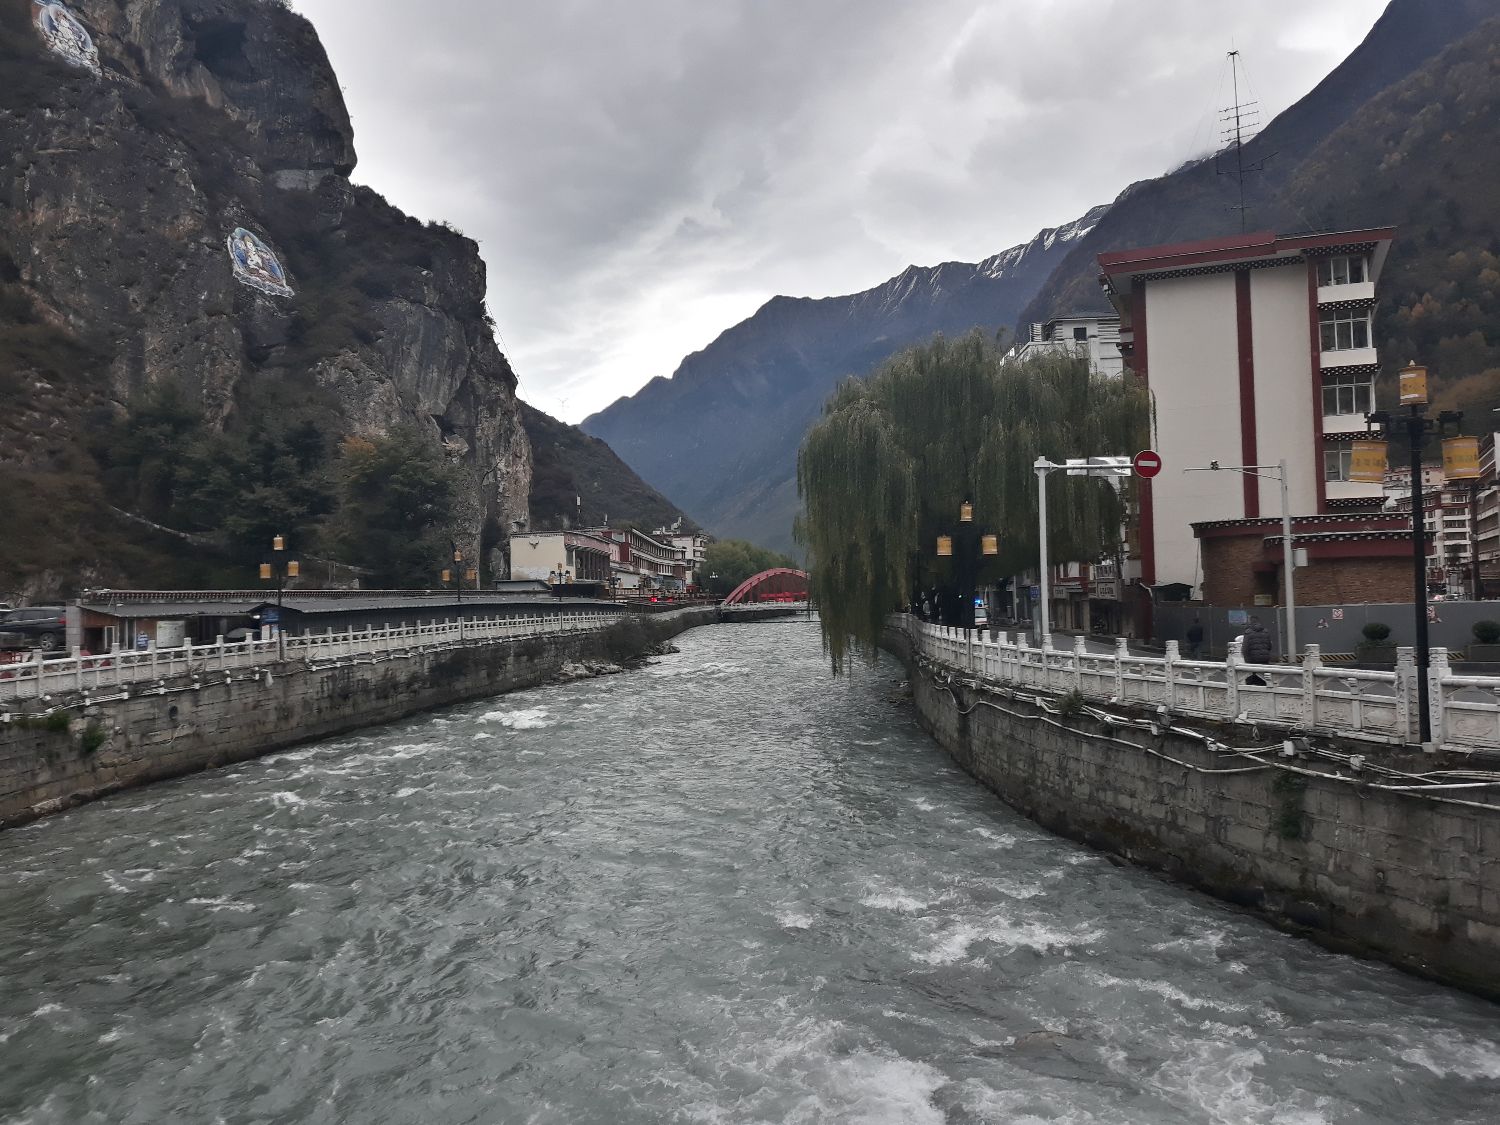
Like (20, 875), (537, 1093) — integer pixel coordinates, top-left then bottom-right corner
(1242, 617), (1273, 683)
(1185, 617), (1204, 659)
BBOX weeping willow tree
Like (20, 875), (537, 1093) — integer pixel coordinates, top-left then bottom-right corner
(796, 331), (1150, 670)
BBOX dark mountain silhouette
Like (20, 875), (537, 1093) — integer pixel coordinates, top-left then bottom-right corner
(581, 207), (1108, 554)
(521, 400), (695, 533)
(1018, 0), (1500, 325)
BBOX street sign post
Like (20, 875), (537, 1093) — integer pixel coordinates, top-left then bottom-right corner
(1033, 455), (1133, 647)
(1133, 449), (1163, 478)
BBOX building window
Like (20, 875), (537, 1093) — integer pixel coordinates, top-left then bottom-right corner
(1324, 444), (1353, 482)
(1072, 326), (1088, 341)
(1319, 309), (1371, 352)
(1321, 370), (1374, 416)
(1317, 255), (1367, 287)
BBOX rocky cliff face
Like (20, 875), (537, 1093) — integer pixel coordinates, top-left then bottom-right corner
(0, 0), (529, 592)
(580, 206), (1107, 555)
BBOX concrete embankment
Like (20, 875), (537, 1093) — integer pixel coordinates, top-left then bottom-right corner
(884, 626), (1500, 1000)
(0, 607), (726, 830)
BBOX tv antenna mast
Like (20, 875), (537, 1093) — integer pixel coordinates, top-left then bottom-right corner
(1216, 50), (1272, 232)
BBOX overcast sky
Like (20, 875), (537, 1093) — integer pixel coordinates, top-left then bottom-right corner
(291, 0), (1389, 423)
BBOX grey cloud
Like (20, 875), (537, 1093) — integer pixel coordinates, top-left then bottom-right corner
(293, 0), (1388, 421)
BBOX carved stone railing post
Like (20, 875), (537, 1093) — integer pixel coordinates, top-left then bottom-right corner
(1301, 644), (1322, 729)
(1428, 647), (1451, 749)
(1225, 639), (1242, 718)
(1114, 636), (1128, 700)
(1073, 635), (1087, 691)
(1395, 646), (1415, 742)
(1164, 640), (1179, 710)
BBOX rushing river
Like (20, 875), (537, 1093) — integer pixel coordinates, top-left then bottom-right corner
(3, 618), (1499, 1124)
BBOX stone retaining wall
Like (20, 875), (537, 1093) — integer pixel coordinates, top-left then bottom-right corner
(1, 607), (719, 830)
(885, 626), (1500, 999)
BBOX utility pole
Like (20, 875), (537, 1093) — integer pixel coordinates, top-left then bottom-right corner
(1183, 459), (1298, 661)
(1366, 361), (1464, 747)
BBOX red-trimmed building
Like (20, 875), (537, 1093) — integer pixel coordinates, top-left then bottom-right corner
(1098, 227), (1399, 624)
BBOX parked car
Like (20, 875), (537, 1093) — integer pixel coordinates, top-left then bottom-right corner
(0, 606), (67, 651)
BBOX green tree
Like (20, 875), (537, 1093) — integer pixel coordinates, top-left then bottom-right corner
(796, 332), (1149, 671)
(334, 430), (463, 587)
(701, 538), (798, 596)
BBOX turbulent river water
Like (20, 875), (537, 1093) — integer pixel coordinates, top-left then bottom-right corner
(3, 617), (1500, 1124)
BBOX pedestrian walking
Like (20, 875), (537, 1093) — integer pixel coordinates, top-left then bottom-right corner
(1185, 616), (1204, 659)
(1242, 616), (1273, 683)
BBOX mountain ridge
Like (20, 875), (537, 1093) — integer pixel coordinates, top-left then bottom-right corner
(581, 205), (1108, 554)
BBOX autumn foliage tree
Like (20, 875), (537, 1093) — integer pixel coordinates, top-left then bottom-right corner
(796, 332), (1149, 671)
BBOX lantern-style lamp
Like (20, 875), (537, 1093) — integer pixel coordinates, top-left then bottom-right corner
(273, 535), (285, 552)
(259, 562), (273, 580)
(442, 568), (453, 584)
(936, 535), (954, 557)
(286, 560), (300, 578)
(981, 534), (999, 556)
(1399, 361), (1428, 406)
(959, 500), (974, 523)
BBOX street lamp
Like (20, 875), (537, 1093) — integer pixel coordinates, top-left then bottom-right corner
(1365, 361), (1464, 747)
(1183, 459), (1297, 661)
(933, 498), (999, 630)
(443, 542), (478, 640)
(258, 534), (300, 661)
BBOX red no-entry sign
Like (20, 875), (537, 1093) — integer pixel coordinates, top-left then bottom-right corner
(1133, 449), (1163, 479)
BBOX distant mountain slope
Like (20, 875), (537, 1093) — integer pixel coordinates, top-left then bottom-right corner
(520, 401), (696, 533)
(1283, 12), (1500, 409)
(1018, 0), (1500, 326)
(581, 207), (1107, 554)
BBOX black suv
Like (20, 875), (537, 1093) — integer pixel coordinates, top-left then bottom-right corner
(0, 606), (67, 651)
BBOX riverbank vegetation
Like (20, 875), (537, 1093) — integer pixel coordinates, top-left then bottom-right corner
(796, 332), (1149, 670)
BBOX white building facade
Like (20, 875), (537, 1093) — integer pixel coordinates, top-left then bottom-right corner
(1099, 227), (1396, 621)
(1005, 314), (1124, 378)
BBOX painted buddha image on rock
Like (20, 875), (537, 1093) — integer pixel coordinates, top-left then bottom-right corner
(32, 1), (100, 75)
(226, 227), (294, 298)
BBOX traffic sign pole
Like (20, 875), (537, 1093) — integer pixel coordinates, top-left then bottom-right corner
(1034, 454), (1133, 648)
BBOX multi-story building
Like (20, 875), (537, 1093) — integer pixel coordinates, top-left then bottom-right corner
(1005, 314), (1123, 377)
(508, 531), (615, 585)
(1475, 434), (1500, 594)
(655, 527), (710, 587)
(1098, 227), (1402, 626)
(592, 527), (687, 592)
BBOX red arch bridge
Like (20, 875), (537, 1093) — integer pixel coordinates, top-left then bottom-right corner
(721, 568), (810, 605)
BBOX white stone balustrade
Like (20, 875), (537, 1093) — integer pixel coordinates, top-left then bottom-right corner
(903, 616), (1500, 751)
(0, 610), (627, 706)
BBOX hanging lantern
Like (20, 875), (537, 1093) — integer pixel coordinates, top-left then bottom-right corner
(981, 534), (999, 556)
(272, 535), (285, 552)
(959, 500), (974, 523)
(441, 568), (452, 584)
(936, 535), (953, 557)
(1399, 361), (1428, 405)
(259, 562), (272, 580)
(1349, 440), (1388, 485)
(465, 567), (478, 583)
(1443, 436), (1480, 481)
(286, 560), (300, 578)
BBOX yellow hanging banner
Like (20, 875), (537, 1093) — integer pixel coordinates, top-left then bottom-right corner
(1348, 440), (1388, 484)
(1443, 435), (1481, 481)
(1399, 363), (1428, 405)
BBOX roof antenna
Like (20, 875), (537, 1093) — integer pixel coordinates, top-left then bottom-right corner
(1216, 49), (1272, 232)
